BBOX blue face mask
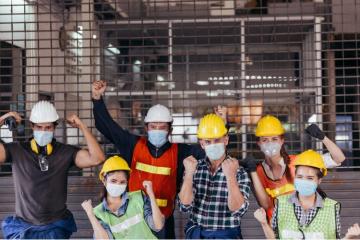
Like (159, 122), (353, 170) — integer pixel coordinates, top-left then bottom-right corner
(33, 131), (53, 147)
(148, 130), (168, 148)
(294, 178), (318, 196)
(204, 143), (225, 161)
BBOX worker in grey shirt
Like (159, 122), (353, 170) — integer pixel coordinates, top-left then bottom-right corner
(0, 101), (105, 239)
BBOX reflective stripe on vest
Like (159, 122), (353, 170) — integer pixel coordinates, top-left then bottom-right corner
(156, 198), (167, 207)
(265, 183), (295, 198)
(135, 162), (171, 176)
(110, 213), (142, 233)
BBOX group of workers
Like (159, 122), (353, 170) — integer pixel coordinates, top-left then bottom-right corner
(0, 79), (359, 239)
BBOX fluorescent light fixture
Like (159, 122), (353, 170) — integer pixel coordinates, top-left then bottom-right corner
(308, 114), (317, 124)
(196, 81), (209, 86)
(107, 44), (120, 54)
(134, 60), (142, 65)
(206, 91), (219, 97)
(157, 75), (165, 82)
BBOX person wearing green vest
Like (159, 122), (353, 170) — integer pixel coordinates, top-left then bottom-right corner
(81, 155), (165, 239)
(254, 149), (341, 239)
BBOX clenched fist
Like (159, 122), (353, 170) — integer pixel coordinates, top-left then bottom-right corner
(143, 180), (154, 197)
(254, 208), (267, 225)
(66, 114), (85, 129)
(81, 199), (93, 215)
(222, 158), (239, 178)
(183, 155), (198, 176)
(92, 80), (107, 100)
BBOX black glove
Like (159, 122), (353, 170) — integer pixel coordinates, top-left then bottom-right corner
(240, 155), (259, 173)
(305, 124), (325, 140)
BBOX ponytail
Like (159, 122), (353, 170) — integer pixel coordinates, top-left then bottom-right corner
(280, 140), (293, 182)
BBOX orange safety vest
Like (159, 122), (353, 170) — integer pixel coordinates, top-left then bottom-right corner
(129, 137), (178, 218)
(256, 155), (297, 220)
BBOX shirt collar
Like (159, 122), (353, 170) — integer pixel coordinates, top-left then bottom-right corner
(261, 157), (286, 180)
(102, 191), (129, 216)
(288, 191), (324, 209)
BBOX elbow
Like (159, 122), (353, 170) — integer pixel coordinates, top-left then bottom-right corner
(154, 215), (165, 231)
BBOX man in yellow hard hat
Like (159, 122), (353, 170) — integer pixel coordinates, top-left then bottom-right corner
(178, 114), (250, 239)
(81, 155), (164, 239)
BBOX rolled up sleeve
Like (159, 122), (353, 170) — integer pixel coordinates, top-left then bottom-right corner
(231, 167), (251, 217)
(322, 152), (341, 168)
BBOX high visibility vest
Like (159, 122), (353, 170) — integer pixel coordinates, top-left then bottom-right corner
(256, 155), (297, 220)
(129, 137), (178, 218)
(277, 194), (337, 240)
(93, 191), (157, 239)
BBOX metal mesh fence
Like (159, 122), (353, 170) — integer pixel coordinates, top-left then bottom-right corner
(0, 0), (359, 175)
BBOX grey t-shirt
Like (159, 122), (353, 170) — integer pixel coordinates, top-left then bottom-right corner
(4, 141), (80, 225)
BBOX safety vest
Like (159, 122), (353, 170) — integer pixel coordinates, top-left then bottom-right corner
(129, 137), (178, 218)
(256, 155), (297, 220)
(277, 194), (337, 240)
(93, 191), (157, 239)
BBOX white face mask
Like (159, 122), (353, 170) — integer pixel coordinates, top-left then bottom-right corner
(260, 142), (282, 158)
(106, 183), (127, 197)
(204, 143), (226, 161)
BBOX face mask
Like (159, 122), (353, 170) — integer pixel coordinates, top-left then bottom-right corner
(294, 179), (318, 196)
(205, 143), (226, 161)
(260, 142), (282, 158)
(33, 131), (53, 147)
(106, 183), (127, 197)
(148, 130), (168, 148)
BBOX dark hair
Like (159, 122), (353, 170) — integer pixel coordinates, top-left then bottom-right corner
(279, 136), (293, 182)
(99, 170), (130, 200)
(295, 165), (327, 199)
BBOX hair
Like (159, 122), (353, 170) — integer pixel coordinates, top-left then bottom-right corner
(295, 165), (327, 199)
(99, 170), (130, 200)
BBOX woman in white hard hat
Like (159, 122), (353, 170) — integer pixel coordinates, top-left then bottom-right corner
(81, 155), (164, 239)
(0, 101), (105, 239)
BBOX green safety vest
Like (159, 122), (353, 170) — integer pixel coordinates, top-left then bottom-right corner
(93, 190), (157, 239)
(277, 194), (337, 240)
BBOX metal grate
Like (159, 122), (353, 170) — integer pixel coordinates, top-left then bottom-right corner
(0, 0), (359, 176)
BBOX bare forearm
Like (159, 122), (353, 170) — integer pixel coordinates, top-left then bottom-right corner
(250, 172), (271, 209)
(323, 136), (346, 164)
(148, 193), (165, 230)
(80, 125), (105, 165)
(226, 175), (245, 211)
(179, 174), (194, 205)
(260, 222), (276, 239)
(86, 212), (110, 239)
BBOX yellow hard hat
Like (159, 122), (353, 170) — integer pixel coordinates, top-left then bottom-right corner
(197, 114), (227, 139)
(99, 155), (131, 181)
(294, 150), (327, 176)
(255, 115), (285, 137)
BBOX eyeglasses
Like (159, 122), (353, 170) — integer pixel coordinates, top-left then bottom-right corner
(38, 155), (49, 172)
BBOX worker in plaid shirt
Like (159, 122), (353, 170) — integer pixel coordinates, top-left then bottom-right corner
(178, 114), (251, 239)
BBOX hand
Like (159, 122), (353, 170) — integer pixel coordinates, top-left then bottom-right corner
(242, 155), (259, 173)
(345, 223), (360, 239)
(254, 208), (268, 225)
(92, 80), (107, 100)
(0, 112), (22, 126)
(143, 180), (154, 196)
(214, 105), (227, 123)
(81, 199), (93, 214)
(305, 124), (325, 140)
(66, 114), (85, 129)
(222, 158), (239, 178)
(183, 155), (198, 176)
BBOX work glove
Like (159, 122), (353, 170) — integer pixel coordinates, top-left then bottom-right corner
(305, 124), (325, 140)
(240, 155), (259, 173)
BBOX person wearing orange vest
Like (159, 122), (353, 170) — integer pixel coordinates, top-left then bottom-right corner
(91, 80), (226, 238)
(245, 115), (346, 221)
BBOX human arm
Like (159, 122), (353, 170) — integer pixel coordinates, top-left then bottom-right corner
(0, 112), (21, 163)
(343, 223), (360, 240)
(92, 80), (139, 162)
(81, 200), (111, 240)
(305, 124), (345, 165)
(143, 181), (165, 231)
(254, 208), (276, 239)
(178, 155), (198, 206)
(66, 114), (105, 168)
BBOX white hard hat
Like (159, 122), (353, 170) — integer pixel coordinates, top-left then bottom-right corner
(29, 101), (59, 123)
(144, 104), (173, 123)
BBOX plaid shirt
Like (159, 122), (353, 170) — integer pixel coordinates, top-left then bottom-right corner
(179, 155), (251, 229)
(272, 192), (341, 238)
